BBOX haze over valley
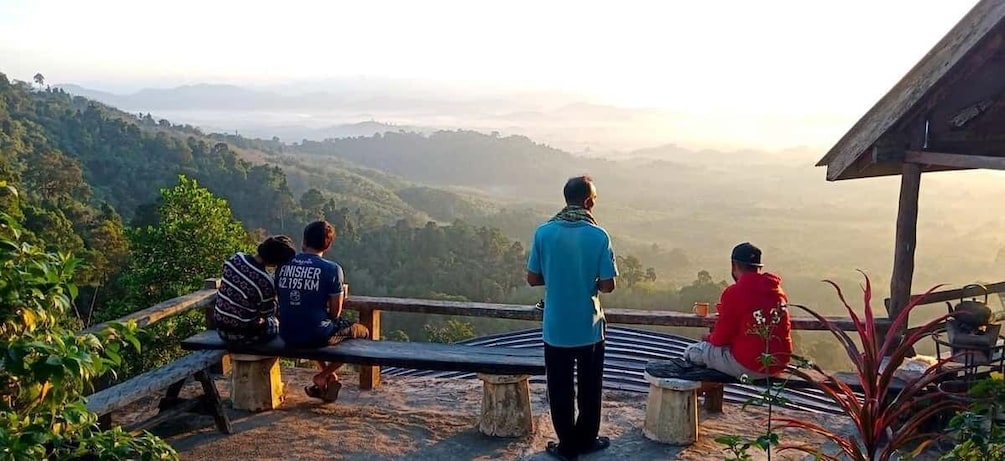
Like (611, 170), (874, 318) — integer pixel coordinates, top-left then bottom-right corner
(2, 0), (1001, 373)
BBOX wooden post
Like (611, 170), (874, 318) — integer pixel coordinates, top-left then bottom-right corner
(201, 278), (231, 375)
(888, 163), (922, 347)
(476, 374), (534, 437)
(358, 283), (380, 390)
(230, 354), (284, 411)
(643, 373), (701, 445)
(702, 383), (724, 413)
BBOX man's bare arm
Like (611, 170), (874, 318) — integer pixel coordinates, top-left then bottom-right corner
(328, 291), (344, 319)
(527, 271), (545, 287)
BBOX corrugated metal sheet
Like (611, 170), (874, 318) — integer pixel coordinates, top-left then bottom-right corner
(383, 326), (843, 414)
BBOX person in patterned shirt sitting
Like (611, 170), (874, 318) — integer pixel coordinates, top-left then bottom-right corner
(213, 235), (297, 345)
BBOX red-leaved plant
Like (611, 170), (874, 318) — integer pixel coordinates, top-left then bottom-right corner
(778, 272), (965, 461)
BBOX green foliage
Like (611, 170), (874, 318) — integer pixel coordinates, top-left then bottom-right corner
(616, 254), (657, 289)
(715, 435), (754, 461)
(118, 175), (249, 308)
(108, 176), (248, 376)
(938, 374), (1005, 460)
(940, 410), (1005, 461)
(423, 319), (476, 344)
(0, 209), (176, 460)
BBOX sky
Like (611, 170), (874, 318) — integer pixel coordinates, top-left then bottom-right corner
(0, 0), (981, 148)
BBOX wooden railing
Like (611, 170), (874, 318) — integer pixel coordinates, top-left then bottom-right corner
(87, 278), (896, 390)
(883, 281), (1005, 311)
(82, 280), (220, 335)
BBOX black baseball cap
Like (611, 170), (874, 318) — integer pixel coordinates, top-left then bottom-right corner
(731, 242), (763, 267)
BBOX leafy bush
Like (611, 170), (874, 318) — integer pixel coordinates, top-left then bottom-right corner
(0, 209), (176, 460)
(939, 410), (1005, 461)
(939, 374), (1005, 460)
(424, 319), (476, 343)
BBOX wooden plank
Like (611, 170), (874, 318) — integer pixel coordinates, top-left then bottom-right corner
(905, 150), (1005, 171)
(82, 288), (216, 335)
(885, 281), (1005, 308)
(85, 350), (226, 416)
(345, 296), (886, 332)
(889, 163), (923, 324)
(644, 359), (905, 392)
(181, 330), (546, 376)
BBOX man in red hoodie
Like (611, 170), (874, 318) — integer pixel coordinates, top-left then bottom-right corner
(684, 242), (792, 378)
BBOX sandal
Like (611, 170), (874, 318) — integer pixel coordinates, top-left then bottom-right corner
(304, 384), (325, 400)
(322, 379), (342, 402)
(579, 436), (610, 455)
(546, 441), (579, 461)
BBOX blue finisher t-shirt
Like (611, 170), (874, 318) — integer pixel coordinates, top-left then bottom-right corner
(527, 220), (619, 347)
(276, 253), (345, 347)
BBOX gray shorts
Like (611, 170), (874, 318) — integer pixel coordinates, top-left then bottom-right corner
(683, 341), (769, 380)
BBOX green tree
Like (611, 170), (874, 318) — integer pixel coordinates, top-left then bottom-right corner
(32, 72), (44, 88)
(677, 270), (728, 308)
(424, 319), (476, 343)
(299, 188), (326, 215)
(119, 175), (249, 308)
(0, 207), (177, 460)
(109, 176), (249, 374)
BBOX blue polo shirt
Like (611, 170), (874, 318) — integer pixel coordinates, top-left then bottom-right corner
(527, 220), (618, 347)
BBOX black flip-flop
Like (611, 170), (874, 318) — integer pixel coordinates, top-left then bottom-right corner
(304, 384), (325, 400)
(546, 441), (578, 461)
(322, 380), (342, 402)
(579, 436), (610, 455)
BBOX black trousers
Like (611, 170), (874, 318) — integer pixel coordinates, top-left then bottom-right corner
(544, 340), (605, 454)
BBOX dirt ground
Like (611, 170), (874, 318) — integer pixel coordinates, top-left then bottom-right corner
(112, 368), (914, 460)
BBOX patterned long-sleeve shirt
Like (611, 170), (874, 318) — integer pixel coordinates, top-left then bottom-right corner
(213, 252), (279, 344)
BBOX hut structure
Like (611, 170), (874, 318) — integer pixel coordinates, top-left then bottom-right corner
(817, 0), (1005, 322)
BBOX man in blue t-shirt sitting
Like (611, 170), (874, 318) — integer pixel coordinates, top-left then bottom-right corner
(277, 220), (369, 402)
(527, 176), (618, 461)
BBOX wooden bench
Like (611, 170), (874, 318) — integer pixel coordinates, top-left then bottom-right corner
(85, 350), (232, 435)
(641, 358), (909, 445)
(181, 330), (546, 437)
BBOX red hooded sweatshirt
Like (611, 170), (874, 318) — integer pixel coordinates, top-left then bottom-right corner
(707, 272), (792, 375)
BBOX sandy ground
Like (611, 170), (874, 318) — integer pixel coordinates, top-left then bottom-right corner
(112, 368), (909, 460)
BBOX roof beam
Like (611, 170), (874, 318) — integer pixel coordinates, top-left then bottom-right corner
(905, 150), (1005, 171)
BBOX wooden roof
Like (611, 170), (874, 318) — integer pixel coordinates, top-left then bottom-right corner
(818, 0), (1005, 181)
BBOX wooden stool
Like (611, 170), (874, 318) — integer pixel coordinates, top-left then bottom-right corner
(477, 374), (533, 437)
(230, 354), (284, 411)
(643, 372), (701, 445)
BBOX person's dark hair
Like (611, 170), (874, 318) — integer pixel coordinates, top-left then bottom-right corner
(258, 235), (296, 266)
(563, 175), (594, 205)
(733, 262), (761, 273)
(303, 220), (335, 251)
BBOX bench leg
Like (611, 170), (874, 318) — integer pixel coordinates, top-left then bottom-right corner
(476, 374), (533, 437)
(643, 374), (701, 445)
(359, 309), (381, 391)
(230, 354), (284, 412)
(703, 383), (724, 413)
(158, 378), (188, 412)
(210, 353), (232, 376)
(195, 370), (233, 434)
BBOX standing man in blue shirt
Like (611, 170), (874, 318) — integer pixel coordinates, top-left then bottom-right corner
(277, 220), (369, 402)
(528, 176), (618, 461)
